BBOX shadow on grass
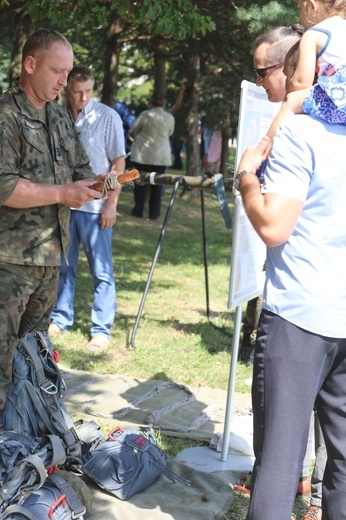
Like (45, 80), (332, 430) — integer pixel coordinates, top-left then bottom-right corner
(70, 301), (235, 356)
(122, 314), (234, 354)
(171, 320), (233, 353)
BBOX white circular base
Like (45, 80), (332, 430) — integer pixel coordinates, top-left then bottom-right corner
(177, 446), (254, 473)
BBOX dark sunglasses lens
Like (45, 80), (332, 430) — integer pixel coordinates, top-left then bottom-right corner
(254, 69), (266, 78)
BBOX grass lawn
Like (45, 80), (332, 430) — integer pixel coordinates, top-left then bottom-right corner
(53, 177), (245, 391)
(51, 174), (311, 520)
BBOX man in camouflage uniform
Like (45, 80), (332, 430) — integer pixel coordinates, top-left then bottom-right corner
(0, 29), (112, 421)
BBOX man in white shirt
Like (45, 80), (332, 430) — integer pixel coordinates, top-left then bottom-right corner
(235, 104), (346, 519)
(50, 66), (125, 351)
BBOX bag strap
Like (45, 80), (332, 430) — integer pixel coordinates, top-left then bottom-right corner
(18, 337), (81, 460)
(149, 455), (191, 486)
(32, 330), (53, 352)
(21, 378), (58, 433)
(0, 504), (36, 519)
(1, 454), (47, 508)
(0, 474), (86, 519)
(19, 337), (61, 395)
(1, 432), (37, 474)
(74, 420), (103, 447)
(35, 434), (67, 468)
(47, 473), (86, 519)
(122, 432), (192, 487)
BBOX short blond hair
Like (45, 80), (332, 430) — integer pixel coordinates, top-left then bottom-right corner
(22, 28), (72, 65)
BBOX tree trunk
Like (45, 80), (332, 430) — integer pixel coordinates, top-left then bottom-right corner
(153, 36), (166, 101)
(102, 16), (122, 107)
(185, 50), (200, 177)
(9, 10), (34, 88)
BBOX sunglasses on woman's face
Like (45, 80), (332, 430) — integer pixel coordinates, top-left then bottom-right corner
(254, 62), (284, 79)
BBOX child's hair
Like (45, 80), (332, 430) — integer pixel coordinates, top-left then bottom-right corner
(284, 40), (319, 91)
(299, 0), (346, 23)
(285, 41), (301, 74)
(320, 0), (346, 17)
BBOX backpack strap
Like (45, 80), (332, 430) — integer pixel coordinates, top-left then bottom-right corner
(35, 434), (67, 468)
(46, 473), (86, 519)
(1, 454), (47, 507)
(18, 337), (81, 460)
(1, 431), (37, 474)
(0, 434), (68, 514)
(32, 330), (53, 352)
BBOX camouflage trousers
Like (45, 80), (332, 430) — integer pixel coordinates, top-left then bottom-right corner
(0, 263), (59, 414)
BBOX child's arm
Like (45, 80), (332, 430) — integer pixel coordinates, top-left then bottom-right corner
(266, 90), (308, 140)
(286, 29), (322, 94)
(266, 29), (325, 141)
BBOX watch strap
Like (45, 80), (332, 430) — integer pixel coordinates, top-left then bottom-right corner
(234, 169), (258, 191)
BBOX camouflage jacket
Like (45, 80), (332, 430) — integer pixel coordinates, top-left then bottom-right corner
(0, 85), (94, 266)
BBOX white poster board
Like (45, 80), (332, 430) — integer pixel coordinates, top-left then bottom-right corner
(228, 81), (281, 309)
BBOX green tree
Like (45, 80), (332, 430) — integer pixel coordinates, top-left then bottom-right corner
(0, 0), (299, 175)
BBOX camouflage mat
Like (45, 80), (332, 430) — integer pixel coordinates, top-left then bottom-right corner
(61, 367), (251, 519)
(62, 366), (252, 441)
(81, 459), (239, 520)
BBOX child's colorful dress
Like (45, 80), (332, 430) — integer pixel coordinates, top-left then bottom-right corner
(303, 16), (346, 124)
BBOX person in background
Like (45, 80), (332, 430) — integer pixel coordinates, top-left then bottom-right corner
(114, 100), (136, 164)
(200, 118), (214, 176)
(49, 66), (125, 351)
(129, 94), (175, 220)
(206, 127), (222, 175)
(0, 29), (107, 422)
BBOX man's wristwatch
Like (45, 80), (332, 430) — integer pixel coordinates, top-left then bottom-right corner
(233, 169), (258, 191)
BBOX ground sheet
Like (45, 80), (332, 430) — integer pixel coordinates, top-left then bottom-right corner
(61, 366), (252, 519)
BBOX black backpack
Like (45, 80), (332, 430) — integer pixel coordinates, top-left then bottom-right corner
(0, 473), (87, 520)
(0, 431), (66, 513)
(2, 331), (82, 460)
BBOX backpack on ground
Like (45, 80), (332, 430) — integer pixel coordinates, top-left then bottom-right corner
(2, 331), (82, 460)
(82, 426), (191, 500)
(0, 431), (67, 514)
(0, 332), (100, 518)
(0, 472), (87, 520)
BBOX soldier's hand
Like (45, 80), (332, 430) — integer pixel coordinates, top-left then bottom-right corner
(61, 179), (101, 208)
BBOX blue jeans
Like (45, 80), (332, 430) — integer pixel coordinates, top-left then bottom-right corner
(51, 210), (116, 338)
(247, 309), (346, 520)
